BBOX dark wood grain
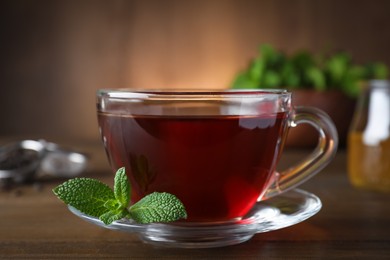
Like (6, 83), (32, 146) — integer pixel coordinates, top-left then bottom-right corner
(0, 147), (389, 259)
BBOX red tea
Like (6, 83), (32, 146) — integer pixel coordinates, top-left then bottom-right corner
(98, 112), (289, 222)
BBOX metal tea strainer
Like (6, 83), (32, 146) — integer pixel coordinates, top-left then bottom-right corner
(0, 139), (88, 184)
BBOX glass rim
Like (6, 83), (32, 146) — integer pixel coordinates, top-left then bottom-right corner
(97, 88), (291, 99)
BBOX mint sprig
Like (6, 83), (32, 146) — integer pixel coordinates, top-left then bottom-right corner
(53, 167), (187, 225)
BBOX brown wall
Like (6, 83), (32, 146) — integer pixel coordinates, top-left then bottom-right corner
(1, 0), (390, 142)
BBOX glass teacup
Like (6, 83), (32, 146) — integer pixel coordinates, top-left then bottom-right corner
(96, 89), (338, 246)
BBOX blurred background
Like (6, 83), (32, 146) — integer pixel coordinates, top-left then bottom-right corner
(1, 0), (390, 143)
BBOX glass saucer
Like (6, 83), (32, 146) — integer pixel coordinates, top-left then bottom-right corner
(68, 189), (321, 248)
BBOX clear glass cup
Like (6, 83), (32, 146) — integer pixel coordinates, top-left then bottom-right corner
(348, 80), (390, 192)
(96, 89), (338, 247)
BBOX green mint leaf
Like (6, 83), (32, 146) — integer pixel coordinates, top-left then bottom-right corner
(53, 168), (188, 226)
(99, 209), (129, 225)
(129, 192), (187, 224)
(53, 178), (115, 218)
(104, 199), (122, 211)
(114, 167), (130, 207)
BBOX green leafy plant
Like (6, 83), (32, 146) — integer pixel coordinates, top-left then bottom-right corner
(53, 167), (187, 225)
(232, 44), (389, 97)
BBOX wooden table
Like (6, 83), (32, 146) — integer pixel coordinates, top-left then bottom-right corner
(0, 144), (389, 259)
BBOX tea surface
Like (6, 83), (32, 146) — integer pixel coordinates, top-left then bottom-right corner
(98, 113), (289, 222)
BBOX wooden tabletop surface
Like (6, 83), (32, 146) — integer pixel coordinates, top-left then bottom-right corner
(0, 143), (389, 259)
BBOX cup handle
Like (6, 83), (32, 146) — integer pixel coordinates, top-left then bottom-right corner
(263, 106), (339, 200)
